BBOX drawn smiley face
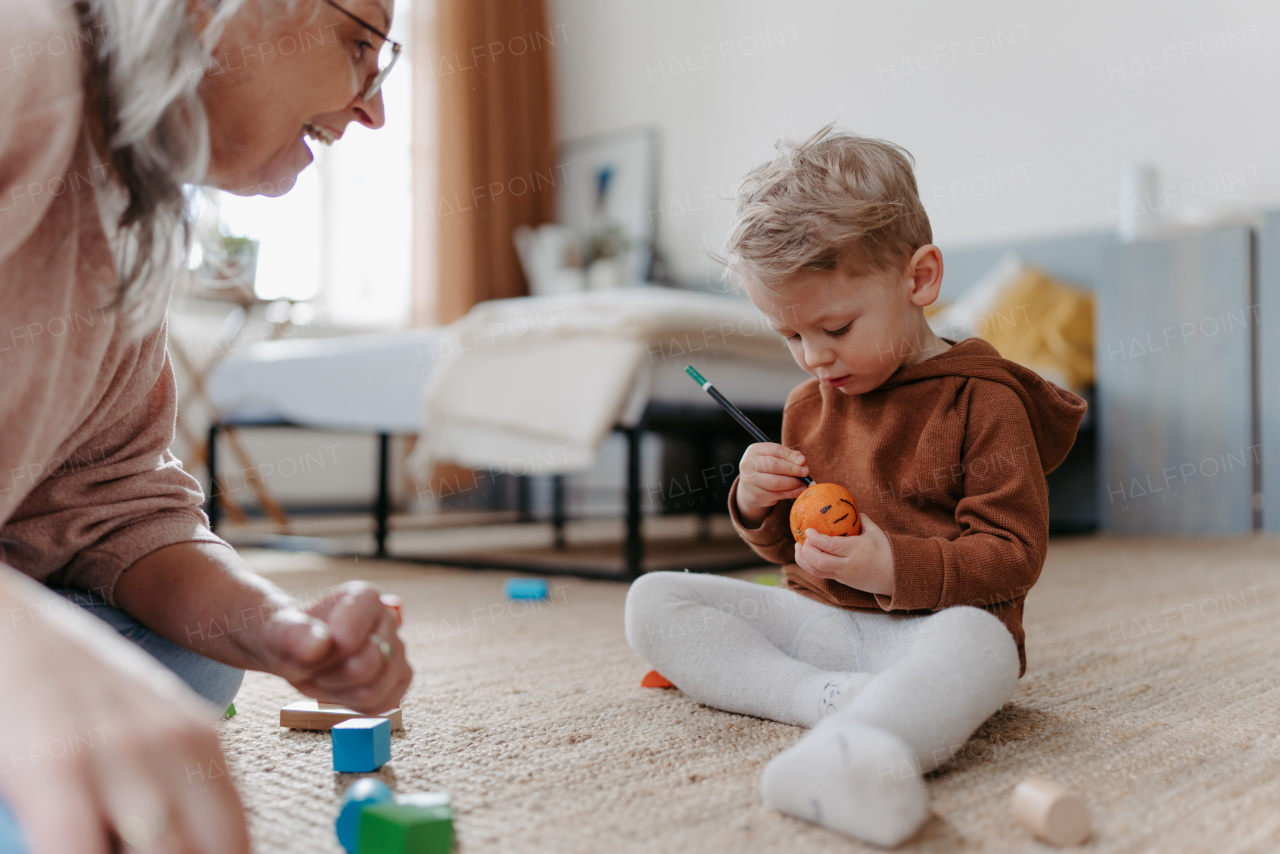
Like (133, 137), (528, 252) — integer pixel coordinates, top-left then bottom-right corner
(790, 482), (862, 544)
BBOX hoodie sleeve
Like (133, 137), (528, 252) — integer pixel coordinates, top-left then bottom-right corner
(726, 380), (818, 566)
(878, 380), (1049, 612)
(727, 476), (794, 565)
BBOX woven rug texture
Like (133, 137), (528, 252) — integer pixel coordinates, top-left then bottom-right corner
(220, 535), (1280, 853)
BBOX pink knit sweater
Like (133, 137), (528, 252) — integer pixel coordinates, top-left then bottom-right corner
(1, 0), (227, 603)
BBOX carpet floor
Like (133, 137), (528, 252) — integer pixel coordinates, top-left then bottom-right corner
(221, 534), (1280, 853)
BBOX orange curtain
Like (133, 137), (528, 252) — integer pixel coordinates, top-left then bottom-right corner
(417, 0), (558, 326)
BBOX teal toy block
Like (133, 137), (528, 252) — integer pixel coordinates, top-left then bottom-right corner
(337, 778), (394, 854)
(332, 718), (391, 773)
(357, 802), (453, 854)
(503, 578), (548, 600)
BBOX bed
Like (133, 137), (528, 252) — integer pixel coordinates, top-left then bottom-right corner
(205, 329), (446, 435)
(204, 288), (809, 577)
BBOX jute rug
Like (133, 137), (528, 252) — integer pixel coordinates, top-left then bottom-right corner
(220, 535), (1280, 853)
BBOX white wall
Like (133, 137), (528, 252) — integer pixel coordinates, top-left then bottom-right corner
(549, 0), (1280, 288)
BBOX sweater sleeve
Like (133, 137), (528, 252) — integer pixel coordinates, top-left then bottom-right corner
(879, 381), (1048, 612)
(727, 476), (794, 565)
(0, 321), (231, 604)
(0, 0), (85, 264)
(725, 380), (819, 565)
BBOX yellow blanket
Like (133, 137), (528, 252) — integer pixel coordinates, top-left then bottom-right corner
(929, 263), (1095, 391)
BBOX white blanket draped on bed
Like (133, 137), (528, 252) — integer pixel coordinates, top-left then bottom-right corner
(406, 289), (797, 480)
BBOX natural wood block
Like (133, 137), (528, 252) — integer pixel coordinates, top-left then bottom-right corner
(280, 700), (403, 731)
(1011, 778), (1091, 846)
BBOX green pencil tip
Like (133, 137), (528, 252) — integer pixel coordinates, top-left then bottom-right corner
(685, 365), (707, 386)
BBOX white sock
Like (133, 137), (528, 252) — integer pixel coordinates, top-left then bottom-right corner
(761, 719), (927, 847)
(762, 607), (1022, 846)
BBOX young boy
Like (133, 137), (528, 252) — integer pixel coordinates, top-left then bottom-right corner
(624, 126), (1086, 847)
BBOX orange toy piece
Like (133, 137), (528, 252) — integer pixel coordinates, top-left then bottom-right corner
(790, 482), (862, 544)
(641, 669), (675, 688)
(380, 594), (403, 626)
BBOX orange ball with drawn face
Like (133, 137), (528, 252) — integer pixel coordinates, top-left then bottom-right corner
(790, 483), (862, 544)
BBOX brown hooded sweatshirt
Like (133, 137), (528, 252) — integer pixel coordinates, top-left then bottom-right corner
(728, 337), (1087, 675)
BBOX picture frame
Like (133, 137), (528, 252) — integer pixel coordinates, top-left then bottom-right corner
(557, 125), (661, 287)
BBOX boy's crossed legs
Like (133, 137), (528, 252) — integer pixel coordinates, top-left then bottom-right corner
(626, 570), (886, 727)
(624, 571), (1019, 847)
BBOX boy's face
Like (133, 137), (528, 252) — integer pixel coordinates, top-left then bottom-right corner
(747, 246), (944, 395)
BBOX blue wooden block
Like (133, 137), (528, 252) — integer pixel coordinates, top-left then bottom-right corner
(0, 794), (27, 854)
(332, 718), (391, 773)
(336, 778), (394, 854)
(503, 578), (548, 600)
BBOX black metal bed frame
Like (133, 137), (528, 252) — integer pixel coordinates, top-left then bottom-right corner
(206, 403), (782, 581)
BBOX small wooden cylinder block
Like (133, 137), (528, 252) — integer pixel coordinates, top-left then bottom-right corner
(1011, 778), (1091, 846)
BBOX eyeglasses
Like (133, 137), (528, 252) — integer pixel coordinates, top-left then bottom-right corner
(318, 0), (402, 101)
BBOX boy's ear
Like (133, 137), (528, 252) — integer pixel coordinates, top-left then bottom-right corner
(905, 245), (944, 307)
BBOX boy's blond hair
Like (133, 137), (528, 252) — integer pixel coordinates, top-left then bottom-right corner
(723, 124), (932, 292)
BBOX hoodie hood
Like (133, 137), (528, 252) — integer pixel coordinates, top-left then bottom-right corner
(878, 337), (1087, 473)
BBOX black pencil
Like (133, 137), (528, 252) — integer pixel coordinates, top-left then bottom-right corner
(685, 365), (814, 485)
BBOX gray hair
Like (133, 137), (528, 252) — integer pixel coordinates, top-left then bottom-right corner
(75, 0), (249, 332)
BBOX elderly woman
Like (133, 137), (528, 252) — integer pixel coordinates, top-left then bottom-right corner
(0, 0), (406, 851)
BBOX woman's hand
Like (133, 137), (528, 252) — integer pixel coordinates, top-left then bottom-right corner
(257, 581), (412, 714)
(793, 512), (896, 596)
(118, 545), (412, 714)
(736, 442), (810, 527)
(0, 570), (249, 854)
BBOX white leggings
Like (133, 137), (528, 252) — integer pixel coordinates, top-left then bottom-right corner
(624, 571), (1020, 774)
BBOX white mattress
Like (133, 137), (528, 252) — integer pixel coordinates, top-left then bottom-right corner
(407, 290), (811, 476)
(205, 329), (447, 433)
(205, 294), (811, 475)
(205, 327), (806, 436)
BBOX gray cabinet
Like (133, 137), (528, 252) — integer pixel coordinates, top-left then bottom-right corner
(944, 220), (1273, 536)
(1259, 214), (1280, 534)
(1097, 226), (1260, 534)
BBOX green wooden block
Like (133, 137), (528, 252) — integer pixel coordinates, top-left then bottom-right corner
(223, 703), (237, 719)
(357, 803), (453, 854)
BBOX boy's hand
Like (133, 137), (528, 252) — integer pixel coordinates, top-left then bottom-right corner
(794, 512), (895, 596)
(736, 442), (809, 526)
(259, 581), (412, 714)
